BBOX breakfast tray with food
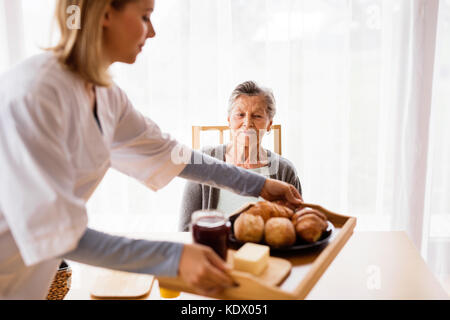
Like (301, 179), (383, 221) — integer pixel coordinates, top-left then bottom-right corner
(229, 201), (335, 253)
(158, 201), (357, 300)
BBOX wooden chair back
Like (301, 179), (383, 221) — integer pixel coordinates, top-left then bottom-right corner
(192, 125), (282, 155)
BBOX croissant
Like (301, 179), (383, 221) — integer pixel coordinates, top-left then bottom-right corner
(244, 201), (294, 222)
(292, 208), (327, 224)
(293, 209), (328, 243)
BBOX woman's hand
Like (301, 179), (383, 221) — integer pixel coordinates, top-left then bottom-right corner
(260, 178), (303, 210)
(178, 243), (236, 296)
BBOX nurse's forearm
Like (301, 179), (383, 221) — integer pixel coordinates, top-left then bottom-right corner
(62, 228), (183, 277)
(179, 150), (266, 197)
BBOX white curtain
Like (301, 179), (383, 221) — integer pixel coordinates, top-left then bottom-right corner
(1, 0), (449, 290)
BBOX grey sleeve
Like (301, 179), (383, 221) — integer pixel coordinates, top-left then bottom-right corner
(62, 228), (184, 277)
(291, 175), (302, 196)
(179, 150), (266, 198)
(178, 181), (203, 232)
(282, 159), (302, 195)
(285, 168), (302, 195)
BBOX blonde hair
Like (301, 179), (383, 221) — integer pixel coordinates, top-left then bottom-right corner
(51, 0), (136, 87)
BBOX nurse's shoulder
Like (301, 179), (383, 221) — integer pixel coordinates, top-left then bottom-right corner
(0, 52), (77, 122)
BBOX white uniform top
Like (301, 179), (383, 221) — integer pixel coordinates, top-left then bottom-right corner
(0, 52), (186, 299)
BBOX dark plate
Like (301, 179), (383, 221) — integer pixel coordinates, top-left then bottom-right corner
(228, 213), (335, 254)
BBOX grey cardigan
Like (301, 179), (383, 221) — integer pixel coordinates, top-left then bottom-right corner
(178, 144), (302, 231)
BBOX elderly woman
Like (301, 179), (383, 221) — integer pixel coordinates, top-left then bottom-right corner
(179, 81), (302, 231)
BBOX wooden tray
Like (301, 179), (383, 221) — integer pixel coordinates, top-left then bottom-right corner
(157, 202), (356, 300)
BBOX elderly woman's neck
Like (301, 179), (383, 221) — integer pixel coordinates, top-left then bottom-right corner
(226, 143), (269, 169)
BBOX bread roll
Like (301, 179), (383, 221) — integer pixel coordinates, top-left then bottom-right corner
(294, 214), (328, 243)
(264, 217), (296, 248)
(234, 213), (265, 243)
(245, 201), (293, 222)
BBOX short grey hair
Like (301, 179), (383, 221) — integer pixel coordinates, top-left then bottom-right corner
(228, 81), (276, 120)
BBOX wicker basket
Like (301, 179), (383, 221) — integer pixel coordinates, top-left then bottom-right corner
(47, 261), (72, 300)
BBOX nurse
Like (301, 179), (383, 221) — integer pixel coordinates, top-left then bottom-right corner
(0, 0), (303, 299)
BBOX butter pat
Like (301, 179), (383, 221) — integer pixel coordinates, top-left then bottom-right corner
(233, 243), (269, 276)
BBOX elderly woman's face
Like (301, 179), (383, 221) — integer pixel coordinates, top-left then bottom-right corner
(228, 95), (272, 147)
